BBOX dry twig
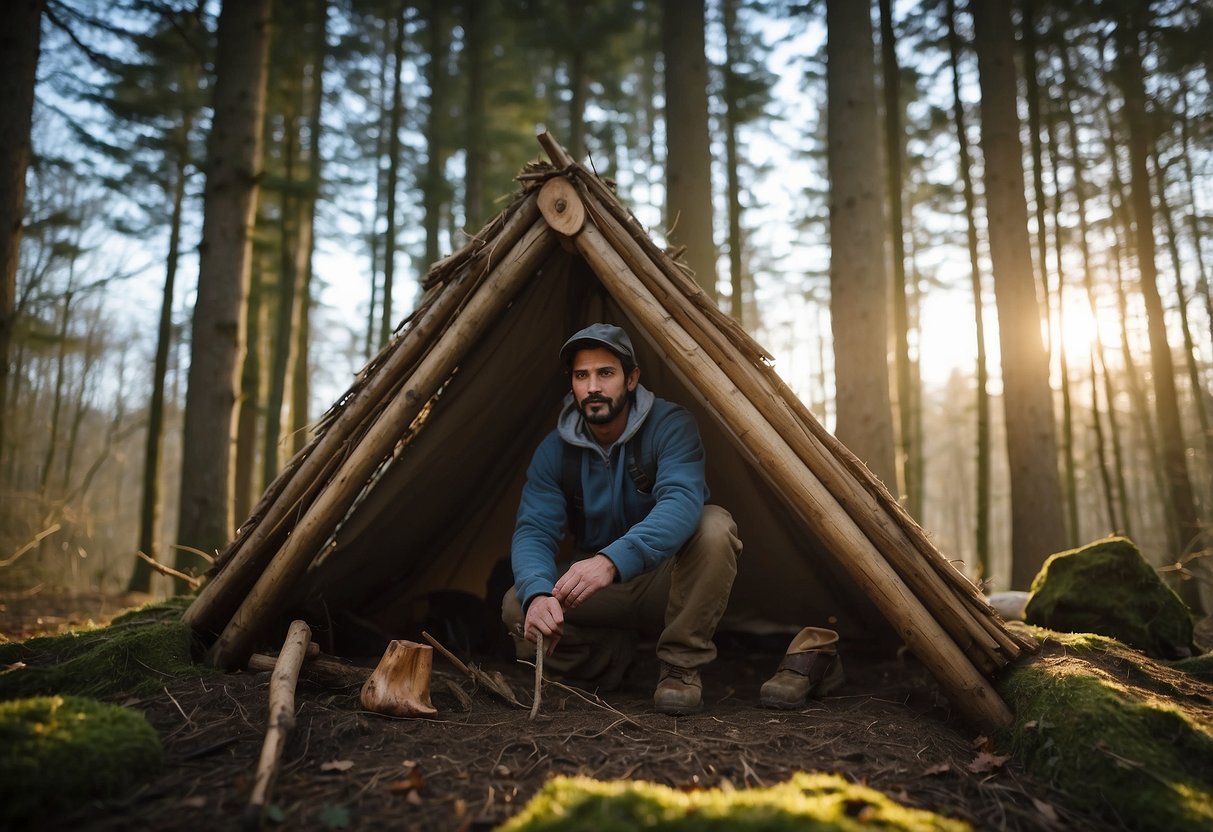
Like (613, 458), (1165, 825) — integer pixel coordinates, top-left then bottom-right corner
(529, 633), (543, 720)
(422, 630), (523, 708)
(137, 551), (202, 589)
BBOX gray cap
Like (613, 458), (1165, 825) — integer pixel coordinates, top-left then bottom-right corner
(559, 323), (636, 368)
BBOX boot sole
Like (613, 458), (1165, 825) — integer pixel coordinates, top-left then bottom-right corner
(655, 701), (703, 715)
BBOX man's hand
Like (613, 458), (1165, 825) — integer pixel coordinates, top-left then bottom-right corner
(553, 554), (617, 610)
(524, 595), (564, 655)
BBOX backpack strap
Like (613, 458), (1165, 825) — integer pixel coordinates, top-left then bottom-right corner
(626, 414), (656, 495)
(561, 401), (669, 538)
(562, 442), (585, 541)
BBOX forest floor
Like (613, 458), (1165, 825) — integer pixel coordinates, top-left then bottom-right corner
(0, 589), (1128, 832)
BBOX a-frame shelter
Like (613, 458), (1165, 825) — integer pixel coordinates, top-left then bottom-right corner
(184, 133), (1032, 730)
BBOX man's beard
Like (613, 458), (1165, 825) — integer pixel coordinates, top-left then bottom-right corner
(579, 391), (628, 425)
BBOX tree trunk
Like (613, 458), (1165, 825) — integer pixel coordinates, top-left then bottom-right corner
(0, 0), (44, 475)
(1115, 14), (1202, 602)
(1177, 80), (1213, 369)
(879, 0), (915, 511)
(566, 0), (588, 163)
(265, 74), (300, 488)
(463, 0), (488, 231)
(971, 0), (1066, 590)
(1045, 104), (1079, 548)
(945, 0), (991, 578)
(1109, 193), (1172, 550)
(176, 0), (272, 584)
(722, 0), (745, 325)
(661, 0), (717, 297)
(1021, 0), (1052, 361)
(424, 0), (450, 273)
(380, 2), (406, 349)
(290, 0), (325, 456)
(1058, 42), (1125, 537)
(1151, 143), (1212, 513)
(130, 152), (191, 592)
(825, 0), (897, 491)
(234, 252), (264, 524)
(41, 288), (73, 496)
(1100, 65), (1164, 547)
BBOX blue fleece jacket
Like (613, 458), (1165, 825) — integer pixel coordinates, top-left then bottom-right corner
(510, 384), (708, 610)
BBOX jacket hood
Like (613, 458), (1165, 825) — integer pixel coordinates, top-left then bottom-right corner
(557, 383), (655, 457)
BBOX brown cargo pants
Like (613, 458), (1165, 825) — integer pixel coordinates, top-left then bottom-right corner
(501, 505), (741, 690)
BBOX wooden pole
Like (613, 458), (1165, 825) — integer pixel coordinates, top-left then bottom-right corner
(244, 619), (311, 830)
(207, 219), (557, 670)
(570, 216), (1013, 729)
(184, 195), (541, 640)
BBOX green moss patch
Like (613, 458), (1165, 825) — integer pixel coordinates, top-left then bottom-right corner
(498, 772), (970, 831)
(0, 598), (209, 700)
(0, 695), (161, 825)
(997, 629), (1213, 831)
(1025, 536), (1194, 659)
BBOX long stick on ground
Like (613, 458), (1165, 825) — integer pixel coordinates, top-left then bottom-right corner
(244, 620), (311, 830)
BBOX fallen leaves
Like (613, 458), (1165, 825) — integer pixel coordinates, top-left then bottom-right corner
(1031, 797), (1060, 823)
(967, 750), (1011, 774)
(966, 735), (1010, 774)
(385, 760), (426, 800)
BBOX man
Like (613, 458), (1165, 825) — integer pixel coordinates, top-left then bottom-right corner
(502, 323), (741, 714)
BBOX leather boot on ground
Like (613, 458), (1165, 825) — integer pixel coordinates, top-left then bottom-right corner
(759, 626), (844, 709)
(654, 663), (702, 715)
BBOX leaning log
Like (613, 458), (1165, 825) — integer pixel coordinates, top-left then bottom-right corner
(247, 650), (370, 688)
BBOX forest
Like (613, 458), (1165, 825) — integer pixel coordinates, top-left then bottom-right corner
(0, 0), (1210, 615)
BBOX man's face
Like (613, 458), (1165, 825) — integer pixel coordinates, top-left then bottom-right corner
(570, 347), (640, 425)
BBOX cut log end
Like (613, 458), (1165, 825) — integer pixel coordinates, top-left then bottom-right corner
(538, 177), (585, 236)
(360, 640), (438, 717)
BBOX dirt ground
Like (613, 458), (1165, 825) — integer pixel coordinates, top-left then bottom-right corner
(2, 591), (1112, 831)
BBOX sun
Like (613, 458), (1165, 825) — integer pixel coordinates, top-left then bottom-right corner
(1054, 294), (1115, 366)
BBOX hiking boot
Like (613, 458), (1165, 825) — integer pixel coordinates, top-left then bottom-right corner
(760, 626), (844, 709)
(654, 663), (702, 715)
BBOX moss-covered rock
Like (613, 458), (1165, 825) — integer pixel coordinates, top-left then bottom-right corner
(997, 628), (1213, 831)
(497, 772), (970, 831)
(1024, 536), (1195, 659)
(0, 598), (209, 700)
(0, 695), (161, 826)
